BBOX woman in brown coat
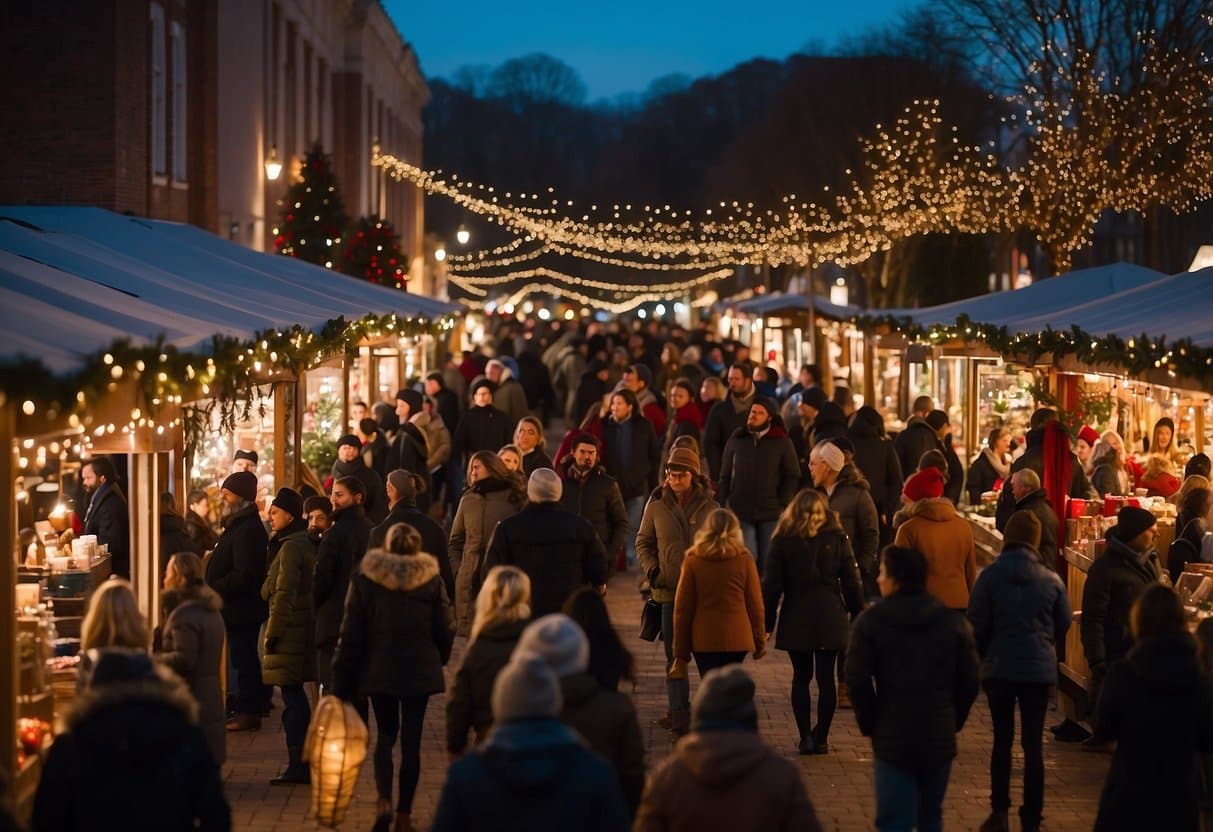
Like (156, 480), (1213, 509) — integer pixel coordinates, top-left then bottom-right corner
(449, 450), (527, 636)
(893, 476), (977, 610)
(672, 508), (766, 680)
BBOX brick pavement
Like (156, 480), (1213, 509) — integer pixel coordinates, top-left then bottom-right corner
(225, 568), (1109, 831)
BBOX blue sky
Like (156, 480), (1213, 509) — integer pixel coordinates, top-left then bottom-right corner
(387, 0), (912, 100)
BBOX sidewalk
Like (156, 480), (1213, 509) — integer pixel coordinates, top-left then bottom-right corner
(225, 569), (1109, 831)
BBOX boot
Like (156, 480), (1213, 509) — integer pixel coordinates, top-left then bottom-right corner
(270, 746), (310, 785)
(371, 800), (393, 832)
(225, 712), (262, 732)
(393, 812), (414, 832)
(978, 809), (1009, 832)
(669, 707), (690, 738)
(797, 735), (816, 755)
(810, 726), (829, 755)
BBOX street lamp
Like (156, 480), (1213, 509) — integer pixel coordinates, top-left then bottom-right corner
(456, 225), (470, 246)
(434, 246), (447, 262)
(264, 146), (283, 181)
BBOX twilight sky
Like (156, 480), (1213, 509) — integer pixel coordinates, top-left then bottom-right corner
(387, 0), (912, 100)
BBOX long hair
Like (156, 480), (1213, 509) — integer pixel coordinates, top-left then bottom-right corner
(468, 449), (527, 504)
(687, 508), (746, 559)
(168, 551), (205, 586)
(470, 565), (531, 642)
(82, 578), (150, 652)
(159, 491), (180, 516)
(1149, 417), (1179, 459)
(774, 488), (838, 540)
(563, 587), (635, 688)
(514, 416), (544, 450)
(384, 522), (423, 555)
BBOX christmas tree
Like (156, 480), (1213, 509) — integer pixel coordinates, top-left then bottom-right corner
(274, 143), (349, 267)
(340, 215), (408, 288)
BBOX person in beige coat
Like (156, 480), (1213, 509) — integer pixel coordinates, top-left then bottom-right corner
(893, 469), (977, 610)
(448, 451), (527, 636)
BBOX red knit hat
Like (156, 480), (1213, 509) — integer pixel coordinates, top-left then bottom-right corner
(903, 467), (945, 502)
(1078, 425), (1100, 447)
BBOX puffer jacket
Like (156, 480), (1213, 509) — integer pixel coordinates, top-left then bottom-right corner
(449, 478), (525, 636)
(822, 465), (880, 586)
(718, 423), (801, 524)
(636, 481), (717, 604)
(1011, 488), (1060, 572)
(559, 671), (646, 817)
(967, 544), (1072, 684)
(259, 526), (317, 686)
(411, 409), (452, 469)
(158, 584), (226, 766)
(893, 498), (977, 609)
(557, 459), (629, 561)
(331, 548), (455, 700)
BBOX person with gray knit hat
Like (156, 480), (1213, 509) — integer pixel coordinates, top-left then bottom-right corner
(635, 665), (822, 831)
(431, 655), (629, 832)
(514, 615), (646, 817)
(482, 471), (607, 617)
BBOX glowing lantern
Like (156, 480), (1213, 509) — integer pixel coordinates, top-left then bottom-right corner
(305, 696), (368, 827)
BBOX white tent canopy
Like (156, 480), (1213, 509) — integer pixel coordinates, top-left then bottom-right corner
(732, 292), (859, 322)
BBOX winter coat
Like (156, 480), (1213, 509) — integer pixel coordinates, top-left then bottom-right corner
(1091, 460), (1129, 497)
(557, 460), (629, 560)
(1094, 633), (1213, 831)
(966, 544), (1072, 684)
(259, 527), (317, 686)
(942, 437), (964, 504)
(431, 387), (462, 442)
(672, 541), (765, 659)
(430, 719), (630, 832)
(893, 498), (977, 609)
(848, 411), (904, 520)
(600, 414), (661, 501)
(385, 421), (431, 490)
(846, 590), (980, 772)
(449, 479), (525, 636)
(1012, 488), (1060, 571)
(331, 457), (388, 525)
(572, 371), (609, 425)
(32, 661), (231, 832)
(763, 528), (864, 651)
(313, 504), (370, 651)
(966, 449), (1008, 505)
(559, 671), (646, 817)
(371, 500), (455, 597)
(823, 465), (881, 585)
(412, 410), (452, 469)
(362, 431), (391, 479)
(1080, 527), (1163, 671)
(520, 447), (554, 477)
(452, 404), (514, 466)
(205, 503), (269, 630)
(184, 510), (218, 553)
(718, 424), (800, 524)
(157, 584), (226, 765)
(703, 390), (757, 481)
(84, 484), (130, 578)
(493, 375), (531, 424)
(331, 548), (455, 700)
(481, 502), (608, 618)
(892, 418), (942, 481)
(995, 427), (1095, 529)
(446, 618), (530, 753)
(634, 730), (822, 832)
(159, 512), (202, 583)
(636, 481), (717, 604)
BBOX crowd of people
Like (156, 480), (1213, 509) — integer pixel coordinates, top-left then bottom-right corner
(25, 316), (1213, 832)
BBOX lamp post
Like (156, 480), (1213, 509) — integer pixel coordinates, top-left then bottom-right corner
(264, 146), (283, 181)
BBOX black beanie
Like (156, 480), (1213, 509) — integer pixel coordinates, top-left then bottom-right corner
(395, 388), (423, 417)
(270, 487), (304, 520)
(1116, 506), (1157, 544)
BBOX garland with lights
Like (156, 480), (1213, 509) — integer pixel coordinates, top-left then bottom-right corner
(275, 143), (350, 267)
(341, 215), (408, 288)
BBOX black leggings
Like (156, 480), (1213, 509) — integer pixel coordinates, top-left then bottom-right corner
(370, 694), (430, 813)
(789, 649), (838, 742)
(693, 651), (747, 679)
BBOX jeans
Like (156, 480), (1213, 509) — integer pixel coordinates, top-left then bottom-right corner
(280, 684), (311, 748)
(371, 694), (430, 813)
(873, 758), (952, 832)
(661, 602), (689, 712)
(789, 649), (838, 742)
(227, 624), (268, 716)
(985, 679), (1050, 826)
(624, 496), (646, 568)
(693, 651), (747, 679)
(739, 520), (777, 576)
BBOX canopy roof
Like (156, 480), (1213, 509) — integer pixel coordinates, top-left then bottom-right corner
(732, 291), (859, 321)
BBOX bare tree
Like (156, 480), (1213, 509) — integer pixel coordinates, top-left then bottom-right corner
(486, 53), (588, 109)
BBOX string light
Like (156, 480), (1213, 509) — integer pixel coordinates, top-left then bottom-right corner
(445, 265), (734, 295)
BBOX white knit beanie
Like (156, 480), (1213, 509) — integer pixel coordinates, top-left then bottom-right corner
(514, 613), (589, 678)
(811, 441), (846, 473)
(527, 468), (563, 502)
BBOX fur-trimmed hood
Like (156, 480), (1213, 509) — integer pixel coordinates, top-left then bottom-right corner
(360, 548), (441, 591)
(67, 661), (199, 761)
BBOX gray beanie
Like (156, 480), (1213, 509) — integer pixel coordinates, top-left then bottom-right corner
(691, 665), (758, 732)
(527, 467), (563, 503)
(514, 613), (589, 678)
(491, 655), (562, 723)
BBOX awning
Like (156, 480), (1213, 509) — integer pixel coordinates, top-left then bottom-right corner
(732, 292), (860, 322)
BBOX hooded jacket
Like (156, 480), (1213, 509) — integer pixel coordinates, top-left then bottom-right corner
(32, 660), (231, 831)
(636, 481), (717, 604)
(634, 730), (822, 832)
(446, 617), (530, 753)
(966, 544), (1072, 684)
(259, 526), (317, 687)
(763, 526), (864, 652)
(430, 719), (629, 832)
(673, 541), (765, 660)
(449, 477), (525, 636)
(718, 421), (800, 524)
(204, 503), (269, 629)
(848, 407), (904, 520)
(893, 498), (977, 609)
(557, 458), (629, 561)
(846, 590), (980, 772)
(1080, 526), (1163, 670)
(1094, 633), (1213, 831)
(330, 548), (455, 700)
(559, 671), (646, 817)
(158, 583), (226, 765)
(312, 504), (370, 651)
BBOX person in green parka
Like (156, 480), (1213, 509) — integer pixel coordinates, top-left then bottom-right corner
(261, 487), (318, 785)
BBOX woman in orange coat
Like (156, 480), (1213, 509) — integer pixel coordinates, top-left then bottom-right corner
(672, 508), (766, 680)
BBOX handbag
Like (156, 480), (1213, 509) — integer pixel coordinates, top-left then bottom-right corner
(639, 598), (662, 642)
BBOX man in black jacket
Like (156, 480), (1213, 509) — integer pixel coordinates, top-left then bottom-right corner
(313, 476), (371, 693)
(600, 389), (660, 570)
(556, 435), (628, 572)
(205, 470), (270, 731)
(371, 469), (455, 597)
(451, 380), (514, 471)
(703, 362), (756, 481)
(1007, 469), (1060, 572)
(81, 456), (130, 578)
(718, 397), (800, 576)
(847, 545), (979, 832)
(892, 396), (940, 478)
(481, 469), (608, 617)
(331, 434), (388, 523)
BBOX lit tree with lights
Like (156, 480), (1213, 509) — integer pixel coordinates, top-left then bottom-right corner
(274, 143), (350, 267)
(340, 215), (408, 288)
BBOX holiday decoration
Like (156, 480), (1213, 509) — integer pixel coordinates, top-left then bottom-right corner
(340, 215), (408, 288)
(275, 144), (350, 268)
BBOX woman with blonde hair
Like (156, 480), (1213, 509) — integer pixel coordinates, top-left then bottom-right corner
(672, 508), (766, 682)
(449, 450), (527, 636)
(496, 444), (523, 473)
(445, 565), (532, 757)
(763, 489), (864, 755)
(513, 416), (553, 476)
(82, 577), (150, 653)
